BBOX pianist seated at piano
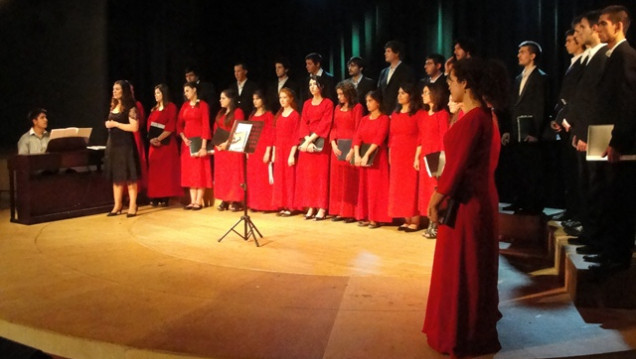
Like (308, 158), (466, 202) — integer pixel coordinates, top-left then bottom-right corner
(17, 108), (49, 154)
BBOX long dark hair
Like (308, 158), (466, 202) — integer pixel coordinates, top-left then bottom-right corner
(152, 83), (171, 111)
(250, 89), (268, 118)
(365, 89), (384, 115)
(216, 88), (238, 127)
(425, 82), (450, 113)
(336, 80), (357, 109)
(396, 83), (421, 116)
(110, 80), (136, 115)
(452, 58), (510, 111)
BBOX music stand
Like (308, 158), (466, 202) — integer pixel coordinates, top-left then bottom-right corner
(218, 120), (265, 247)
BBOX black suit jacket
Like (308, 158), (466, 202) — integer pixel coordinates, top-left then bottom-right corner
(300, 70), (336, 109)
(568, 46), (608, 142)
(352, 76), (376, 107)
(230, 79), (259, 117)
(554, 57), (585, 126)
(377, 62), (415, 114)
(511, 67), (549, 142)
(597, 41), (636, 153)
(266, 77), (299, 113)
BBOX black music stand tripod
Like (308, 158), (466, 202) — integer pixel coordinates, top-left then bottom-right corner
(218, 120), (264, 247)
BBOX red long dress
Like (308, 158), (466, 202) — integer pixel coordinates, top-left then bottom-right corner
(271, 110), (300, 210)
(294, 98), (334, 209)
(353, 114), (392, 223)
(423, 107), (501, 358)
(134, 101), (148, 191)
(146, 102), (182, 198)
(418, 109), (450, 215)
(214, 108), (245, 202)
(328, 103), (362, 218)
(246, 111), (275, 211)
(177, 100), (213, 188)
(388, 111), (420, 217)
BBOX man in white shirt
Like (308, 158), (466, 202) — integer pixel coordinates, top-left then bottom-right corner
(17, 108), (49, 154)
(230, 62), (258, 116)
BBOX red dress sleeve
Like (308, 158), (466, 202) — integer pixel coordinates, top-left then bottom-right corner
(371, 115), (390, 146)
(200, 101), (211, 140)
(314, 99), (334, 138)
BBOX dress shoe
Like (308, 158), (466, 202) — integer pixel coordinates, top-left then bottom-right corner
(331, 216), (344, 222)
(576, 245), (601, 255)
(403, 226), (420, 233)
(126, 209), (137, 218)
(230, 202), (243, 212)
(564, 225), (584, 237)
(217, 201), (229, 211)
(568, 237), (592, 246)
(588, 261), (630, 277)
(150, 200), (158, 207)
(583, 254), (606, 263)
(358, 221), (370, 227)
(314, 215), (326, 221)
(106, 210), (122, 217)
(368, 222), (381, 229)
(343, 218), (356, 223)
(192, 204), (203, 211)
(397, 225), (407, 231)
(184, 204), (194, 210)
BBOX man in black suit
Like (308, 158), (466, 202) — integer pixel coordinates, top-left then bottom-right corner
(267, 57), (298, 113)
(564, 12), (608, 248)
(300, 52), (336, 107)
(346, 56), (375, 107)
(582, 5), (636, 275)
(551, 28), (586, 226)
(419, 53), (446, 93)
(502, 40), (549, 214)
(377, 40), (414, 114)
(229, 62), (258, 116)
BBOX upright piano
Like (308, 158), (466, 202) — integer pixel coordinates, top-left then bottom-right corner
(8, 149), (113, 224)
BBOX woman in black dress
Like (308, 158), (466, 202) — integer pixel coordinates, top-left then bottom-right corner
(105, 80), (142, 217)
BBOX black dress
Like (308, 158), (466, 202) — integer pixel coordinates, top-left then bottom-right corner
(105, 110), (141, 182)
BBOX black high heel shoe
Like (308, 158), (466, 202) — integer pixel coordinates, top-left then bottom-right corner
(107, 209), (122, 217)
(126, 207), (137, 218)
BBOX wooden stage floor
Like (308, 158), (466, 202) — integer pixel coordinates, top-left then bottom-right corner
(1, 203), (635, 359)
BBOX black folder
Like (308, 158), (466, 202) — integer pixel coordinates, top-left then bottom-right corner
(351, 142), (377, 166)
(336, 139), (352, 161)
(299, 135), (325, 152)
(147, 122), (170, 145)
(439, 197), (459, 228)
(212, 128), (230, 146)
(516, 115), (535, 142)
(424, 151), (444, 178)
(188, 137), (214, 156)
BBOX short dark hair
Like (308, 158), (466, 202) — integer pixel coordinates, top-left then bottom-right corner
(519, 40), (543, 63)
(384, 40), (404, 59)
(453, 38), (476, 56)
(582, 10), (601, 26)
(565, 29), (575, 37)
(27, 108), (47, 124)
(185, 65), (200, 76)
(571, 15), (584, 28)
(347, 56), (366, 69)
(234, 62), (248, 71)
(425, 53), (445, 66)
(275, 57), (291, 69)
(601, 5), (631, 33)
(305, 52), (323, 65)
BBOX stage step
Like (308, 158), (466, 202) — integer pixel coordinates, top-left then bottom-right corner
(565, 247), (636, 309)
(497, 204), (562, 259)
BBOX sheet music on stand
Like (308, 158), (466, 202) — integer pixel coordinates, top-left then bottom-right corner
(227, 120), (264, 154)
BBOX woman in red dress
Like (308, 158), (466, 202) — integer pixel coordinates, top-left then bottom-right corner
(328, 81), (362, 222)
(177, 82), (213, 210)
(353, 90), (391, 228)
(415, 83), (450, 238)
(388, 83), (422, 232)
(246, 90), (275, 212)
(146, 84), (182, 207)
(296, 75), (334, 220)
(214, 89), (245, 212)
(271, 87), (300, 216)
(424, 58), (508, 358)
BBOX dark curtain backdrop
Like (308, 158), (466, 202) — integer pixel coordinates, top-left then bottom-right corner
(1, 0), (634, 149)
